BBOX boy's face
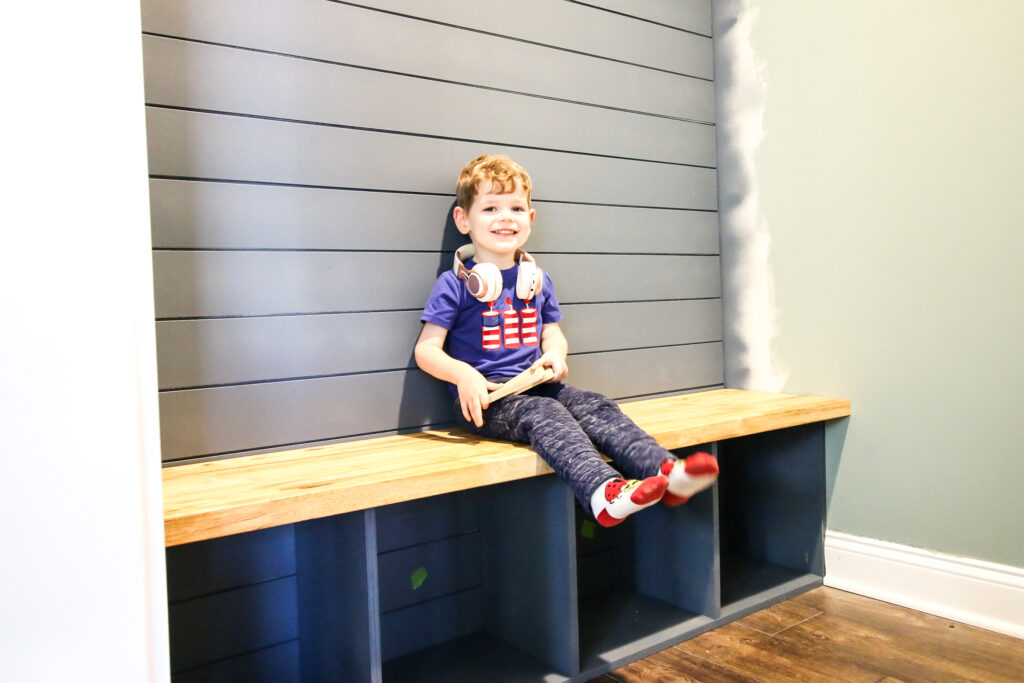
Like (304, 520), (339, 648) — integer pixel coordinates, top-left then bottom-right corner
(453, 181), (535, 268)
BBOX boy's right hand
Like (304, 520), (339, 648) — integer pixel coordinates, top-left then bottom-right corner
(455, 366), (502, 428)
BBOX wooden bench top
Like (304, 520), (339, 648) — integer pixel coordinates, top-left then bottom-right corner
(163, 389), (850, 546)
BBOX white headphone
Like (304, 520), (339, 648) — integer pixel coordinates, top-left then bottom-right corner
(453, 244), (543, 303)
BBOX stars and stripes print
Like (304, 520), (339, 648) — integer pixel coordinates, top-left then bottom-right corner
(502, 298), (521, 349)
(520, 304), (539, 346)
(479, 300), (539, 350)
(481, 307), (501, 350)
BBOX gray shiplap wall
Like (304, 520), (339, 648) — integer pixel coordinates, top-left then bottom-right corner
(145, 0), (723, 677)
(144, 0), (723, 465)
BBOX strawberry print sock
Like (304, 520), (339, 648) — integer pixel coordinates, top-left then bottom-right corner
(590, 475), (668, 527)
(660, 452), (719, 506)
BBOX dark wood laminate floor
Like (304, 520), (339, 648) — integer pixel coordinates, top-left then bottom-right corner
(589, 587), (1024, 683)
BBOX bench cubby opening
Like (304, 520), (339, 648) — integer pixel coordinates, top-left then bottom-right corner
(294, 511), (379, 682)
(574, 445), (718, 674)
(716, 423), (827, 618)
(378, 476), (578, 682)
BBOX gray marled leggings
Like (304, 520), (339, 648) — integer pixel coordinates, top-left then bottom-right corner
(459, 383), (676, 510)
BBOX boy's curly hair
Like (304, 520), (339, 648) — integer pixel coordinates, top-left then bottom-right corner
(455, 154), (532, 211)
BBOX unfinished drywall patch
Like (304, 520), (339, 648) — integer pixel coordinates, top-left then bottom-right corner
(712, 0), (787, 391)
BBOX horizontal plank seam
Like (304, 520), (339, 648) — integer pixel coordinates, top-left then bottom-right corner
(159, 385), (731, 465)
(143, 32), (715, 124)
(146, 104), (717, 169)
(377, 528), (482, 557)
(566, 1), (713, 38)
(379, 584), (484, 617)
(160, 421), (458, 466)
(154, 297), (722, 323)
(614, 383), (725, 402)
(327, 1), (715, 80)
(577, 546), (626, 562)
(157, 342), (724, 392)
(170, 637), (299, 677)
(158, 380), (727, 462)
(168, 572), (297, 607)
(148, 175), (721, 212)
(152, 247), (721, 257)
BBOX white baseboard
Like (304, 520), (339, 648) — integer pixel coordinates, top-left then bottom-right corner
(824, 531), (1024, 639)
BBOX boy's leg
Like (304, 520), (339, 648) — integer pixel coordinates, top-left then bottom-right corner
(460, 393), (615, 507)
(458, 393), (666, 525)
(539, 384), (718, 505)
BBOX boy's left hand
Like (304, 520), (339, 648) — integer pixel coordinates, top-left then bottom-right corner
(534, 351), (568, 383)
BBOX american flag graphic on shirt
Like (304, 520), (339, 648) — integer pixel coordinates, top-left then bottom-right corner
(481, 307), (501, 350)
(502, 298), (521, 349)
(520, 304), (539, 346)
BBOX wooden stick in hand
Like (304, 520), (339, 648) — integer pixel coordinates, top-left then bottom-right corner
(487, 364), (556, 404)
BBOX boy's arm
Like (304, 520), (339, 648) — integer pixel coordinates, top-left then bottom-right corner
(535, 322), (569, 382)
(414, 322), (501, 427)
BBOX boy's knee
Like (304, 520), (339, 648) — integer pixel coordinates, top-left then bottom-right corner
(507, 396), (571, 441)
(570, 389), (618, 413)
(526, 396), (572, 419)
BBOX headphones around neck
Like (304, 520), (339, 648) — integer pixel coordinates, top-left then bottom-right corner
(453, 244), (543, 303)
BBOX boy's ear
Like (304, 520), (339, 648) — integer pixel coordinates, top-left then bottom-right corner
(453, 205), (470, 234)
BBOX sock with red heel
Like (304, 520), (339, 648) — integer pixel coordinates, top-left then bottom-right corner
(590, 475), (668, 527)
(660, 452), (719, 506)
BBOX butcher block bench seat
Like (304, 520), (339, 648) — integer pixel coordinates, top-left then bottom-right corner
(162, 389), (851, 546)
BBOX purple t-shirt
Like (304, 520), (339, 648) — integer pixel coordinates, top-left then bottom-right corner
(421, 260), (562, 391)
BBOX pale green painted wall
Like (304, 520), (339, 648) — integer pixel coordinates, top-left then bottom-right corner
(735, 1), (1024, 567)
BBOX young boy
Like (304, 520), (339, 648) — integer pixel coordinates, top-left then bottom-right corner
(415, 154), (718, 526)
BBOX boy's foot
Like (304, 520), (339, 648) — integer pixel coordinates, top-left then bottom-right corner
(660, 452), (719, 506)
(591, 475), (669, 527)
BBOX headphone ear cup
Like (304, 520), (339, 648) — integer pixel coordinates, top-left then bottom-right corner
(468, 262), (502, 302)
(517, 262), (542, 300)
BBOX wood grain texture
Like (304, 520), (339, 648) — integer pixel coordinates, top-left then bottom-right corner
(487, 365), (556, 403)
(787, 588), (1024, 682)
(602, 646), (760, 683)
(608, 587), (1024, 683)
(732, 597), (821, 636)
(163, 389), (850, 545)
